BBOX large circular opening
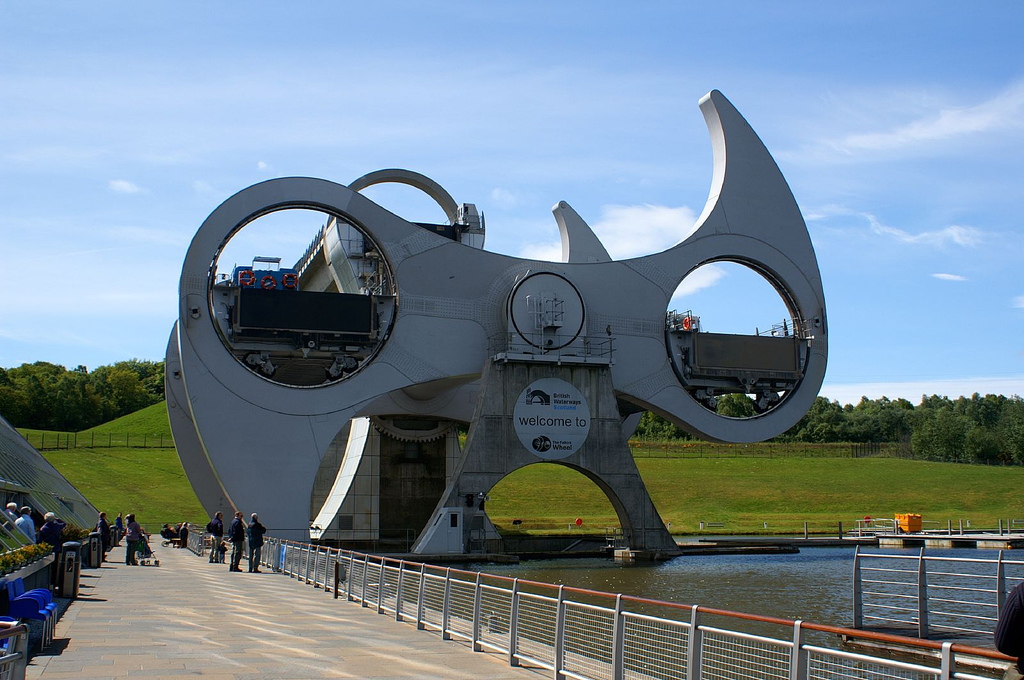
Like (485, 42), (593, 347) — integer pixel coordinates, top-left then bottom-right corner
(666, 261), (807, 416)
(487, 463), (620, 535)
(209, 208), (397, 387)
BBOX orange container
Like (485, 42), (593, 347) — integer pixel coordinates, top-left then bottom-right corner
(896, 513), (922, 533)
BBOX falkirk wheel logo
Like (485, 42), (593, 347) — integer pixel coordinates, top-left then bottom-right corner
(514, 378), (591, 460)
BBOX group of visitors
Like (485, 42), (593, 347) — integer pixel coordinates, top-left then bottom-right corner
(206, 510), (266, 573)
(4, 502), (68, 557)
(159, 522), (191, 547)
(4, 502), (39, 544)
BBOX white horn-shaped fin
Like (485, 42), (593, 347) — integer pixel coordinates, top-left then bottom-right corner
(553, 200), (611, 263)
(679, 89), (824, 301)
(629, 90), (827, 444)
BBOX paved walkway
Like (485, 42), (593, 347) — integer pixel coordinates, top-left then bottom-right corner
(27, 541), (543, 679)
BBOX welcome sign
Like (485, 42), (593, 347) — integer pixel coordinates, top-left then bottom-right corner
(512, 378), (591, 459)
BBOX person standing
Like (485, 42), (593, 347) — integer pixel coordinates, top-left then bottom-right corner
(4, 502), (19, 524)
(37, 512), (66, 553)
(996, 581), (1024, 678)
(96, 512), (112, 560)
(15, 506), (35, 543)
(114, 513), (124, 544)
(206, 512), (224, 563)
(124, 513), (142, 565)
(246, 513), (266, 573)
(228, 511), (246, 572)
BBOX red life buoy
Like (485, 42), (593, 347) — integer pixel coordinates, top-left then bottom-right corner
(238, 269), (255, 287)
(282, 273), (298, 289)
(682, 316), (693, 331)
(260, 275), (277, 290)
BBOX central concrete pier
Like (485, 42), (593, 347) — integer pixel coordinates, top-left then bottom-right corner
(28, 541), (541, 679)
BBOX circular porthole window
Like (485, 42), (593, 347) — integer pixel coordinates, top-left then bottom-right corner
(209, 208), (396, 387)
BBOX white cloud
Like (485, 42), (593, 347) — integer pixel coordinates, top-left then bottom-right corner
(109, 179), (142, 194)
(518, 241), (563, 262)
(1013, 296), (1024, 309)
(257, 160), (270, 171)
(590, 204), (697, 259)
(834, 81), (1024, 154)
(515, 203), (697, 263)
(821, 376), (1024, 406)
(673, 264), (727, 297)
(192, 180), (214, 194)
(811, 206), (984, 248)
(866, 214), (982, 248)
(931, 273), (967, 281)
(490, 187), (518, 208)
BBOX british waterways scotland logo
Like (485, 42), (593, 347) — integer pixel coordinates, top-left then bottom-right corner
(512, 378), (591, 460)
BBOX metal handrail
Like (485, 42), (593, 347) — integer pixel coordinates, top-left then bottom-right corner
(854, 547), (1024, 641)
(0, 623), (28, 680)
(250, 536), (1016, 679)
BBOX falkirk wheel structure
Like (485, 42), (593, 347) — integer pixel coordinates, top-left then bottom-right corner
(166, 90), (828, 554)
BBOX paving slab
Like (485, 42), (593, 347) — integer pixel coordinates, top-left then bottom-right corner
(26, 541), (544, 679)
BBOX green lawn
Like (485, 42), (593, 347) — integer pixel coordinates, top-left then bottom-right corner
(35, 403), (203, 529)
(487, 457), (1024, 535)
(29, 401), (1024, 537)
(41, 446), (206, 530)
(82, 402), (172, 437)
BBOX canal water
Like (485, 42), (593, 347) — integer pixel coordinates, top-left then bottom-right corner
(475, 547), (857, 626)
(474, 545), (1002, 629)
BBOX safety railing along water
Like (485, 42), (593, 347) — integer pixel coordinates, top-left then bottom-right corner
(0, 623), (28, 680)
(235, 536), (1016, 680)
(854, 547), (1024, 639)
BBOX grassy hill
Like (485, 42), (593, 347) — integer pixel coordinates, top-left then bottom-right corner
(82, 402), (172, 437)
(33, 401), (1024, 536)
(486, 457), (1024, 534)
(38, 403), (205, 529)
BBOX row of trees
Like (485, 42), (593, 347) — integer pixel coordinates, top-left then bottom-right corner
(2, 359), (1022, 465)
(0, 360), (165, 431)
(634, 393), (1024, 465)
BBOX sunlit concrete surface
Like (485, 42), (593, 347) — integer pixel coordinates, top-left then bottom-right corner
(27, 541), (543, 679)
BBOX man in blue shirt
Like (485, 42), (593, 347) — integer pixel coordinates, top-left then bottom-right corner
(14, 506), (35, 542)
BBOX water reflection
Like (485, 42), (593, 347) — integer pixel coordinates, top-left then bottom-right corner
(473, 546), (1004, 628)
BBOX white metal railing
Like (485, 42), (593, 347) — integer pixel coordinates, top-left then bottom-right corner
(0, 623), (28, 680)
(854, 547), (1024, 639)
(489, 332), (614, 365)
(252, 537), (1014, 679)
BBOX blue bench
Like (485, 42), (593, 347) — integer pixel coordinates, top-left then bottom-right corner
(4, 578), (55, 647)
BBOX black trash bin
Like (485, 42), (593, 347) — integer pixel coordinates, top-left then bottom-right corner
(85, 531), (102, 568)
(58, 541), (82, 598)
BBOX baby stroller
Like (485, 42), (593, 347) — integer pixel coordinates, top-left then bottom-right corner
(137, 536), (159, 567)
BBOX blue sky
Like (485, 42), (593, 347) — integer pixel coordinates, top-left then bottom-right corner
(1, 2), (1022, 406)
